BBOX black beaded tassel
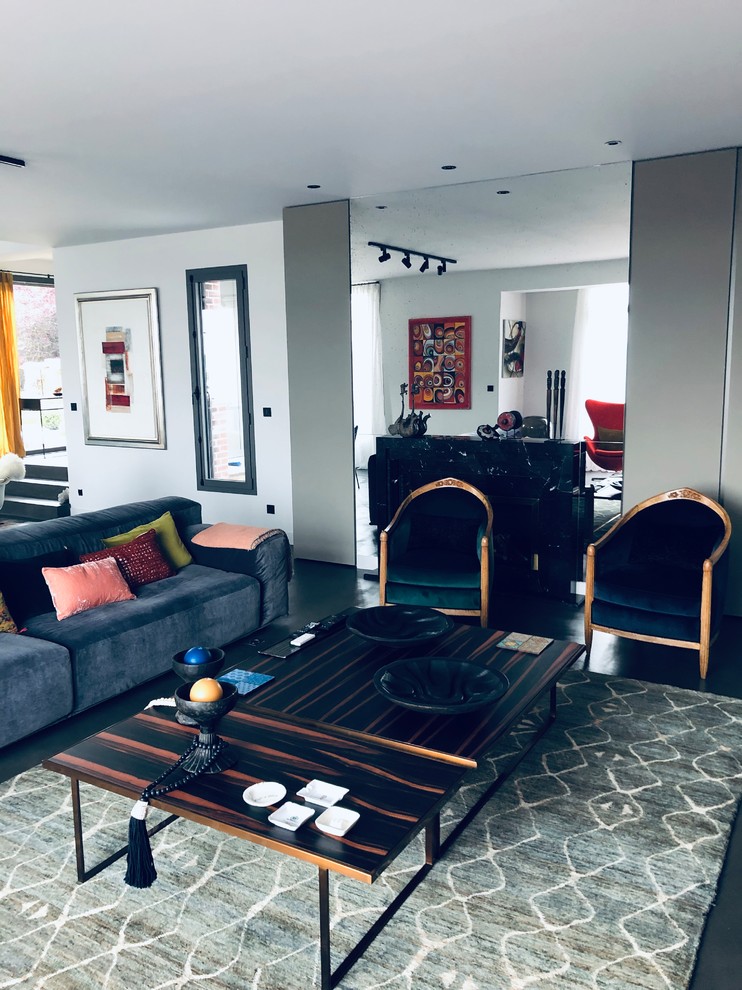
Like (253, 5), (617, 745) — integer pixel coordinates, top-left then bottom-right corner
(124, 798), (157, 888)
(124, 737), (226, 888)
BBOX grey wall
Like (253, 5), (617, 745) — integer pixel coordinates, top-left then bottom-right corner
(283, 200), (355, 565)
(721, 152), (742, 609)
(625, 150), (736, 510)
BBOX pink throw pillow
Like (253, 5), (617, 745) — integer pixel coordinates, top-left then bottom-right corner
(42, 557), (135, 620)
(80, 528), (174, 589)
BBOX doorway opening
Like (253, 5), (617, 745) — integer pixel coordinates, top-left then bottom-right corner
(13, 275), (66, 460)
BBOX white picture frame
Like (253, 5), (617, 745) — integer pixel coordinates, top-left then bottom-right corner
(75, 287), (166, 448)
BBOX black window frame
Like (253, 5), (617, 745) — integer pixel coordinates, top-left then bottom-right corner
(185, 264), (257, 495)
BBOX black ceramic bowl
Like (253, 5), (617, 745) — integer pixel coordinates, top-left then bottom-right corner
(373, 656), (509, 714)
(174, 680), (238, 727)
(172, 647), (225, 682)
(346, 605), (453, 647)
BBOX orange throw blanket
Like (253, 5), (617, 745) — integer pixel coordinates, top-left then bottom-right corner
(191, 523), (285, 551)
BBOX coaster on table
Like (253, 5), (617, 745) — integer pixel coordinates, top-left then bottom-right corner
(315, 806), (360, 837)
(497, 632), (554, 655)
(268, 801), (316, 831)
(219, 669), (274, 695)
(296, 779), (349, 807)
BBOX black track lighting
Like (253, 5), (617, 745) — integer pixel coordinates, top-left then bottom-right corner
(368, 242), (456, 274)
(0, 154), (26, 168)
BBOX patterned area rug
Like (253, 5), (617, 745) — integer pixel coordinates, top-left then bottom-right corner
(2, 670), (741, 990)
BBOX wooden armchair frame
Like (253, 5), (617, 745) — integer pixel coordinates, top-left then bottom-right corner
(585, 488), (731, 678)
(379, 477), (493, 627)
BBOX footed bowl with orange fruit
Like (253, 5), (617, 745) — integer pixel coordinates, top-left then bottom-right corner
(173, 679), (239, 774)
(174, 679), (239, 730)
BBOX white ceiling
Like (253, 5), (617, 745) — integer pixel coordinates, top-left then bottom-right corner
(350, 162), (631, 281)
(2, 0), (742, 272)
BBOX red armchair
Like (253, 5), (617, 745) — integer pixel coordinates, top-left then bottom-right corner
(584, 399), (624, 472)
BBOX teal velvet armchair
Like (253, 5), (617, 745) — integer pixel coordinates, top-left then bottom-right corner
(379, 477), (494, 626)
(585, 488), (732, 679)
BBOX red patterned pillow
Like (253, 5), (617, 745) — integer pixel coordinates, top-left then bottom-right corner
(80, 528), (174, 589)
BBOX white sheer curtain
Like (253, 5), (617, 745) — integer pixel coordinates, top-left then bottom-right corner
(351, 282), (385, 467)
(564, 282), (629, 443)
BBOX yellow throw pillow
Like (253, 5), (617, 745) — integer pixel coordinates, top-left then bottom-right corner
(597, 426), (624, 443)
(102, 510), (193, 569)
(0, 590), (18, 633)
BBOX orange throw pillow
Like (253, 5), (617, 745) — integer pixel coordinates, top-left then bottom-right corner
(42, 557), (135, 621)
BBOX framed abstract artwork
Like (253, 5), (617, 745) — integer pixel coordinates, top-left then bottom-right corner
(408, 316), (471, 409)
(502, 319), (526, 378)
(75, 287), (166, 448)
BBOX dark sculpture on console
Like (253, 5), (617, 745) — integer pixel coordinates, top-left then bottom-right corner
(388, 383), (430, 438)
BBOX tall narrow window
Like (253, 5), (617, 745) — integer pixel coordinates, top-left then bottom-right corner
(186, 265), (256, 493)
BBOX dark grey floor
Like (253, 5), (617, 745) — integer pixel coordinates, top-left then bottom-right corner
(1, 557), (738, 989)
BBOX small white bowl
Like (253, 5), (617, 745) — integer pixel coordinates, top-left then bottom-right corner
(315, 806), (360, 837)
(296, 779), (349, 807)
(242, 781), (287, 807)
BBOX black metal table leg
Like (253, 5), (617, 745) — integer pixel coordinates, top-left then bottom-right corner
(321, 817), (439, 988)
(69, 776), (179, 883)
(318, 868), (331, 990)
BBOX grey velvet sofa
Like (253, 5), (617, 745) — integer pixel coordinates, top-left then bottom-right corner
(0, 496), (291, 749)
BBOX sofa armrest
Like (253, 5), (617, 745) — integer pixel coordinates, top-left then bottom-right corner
(183, 524), (292, 627)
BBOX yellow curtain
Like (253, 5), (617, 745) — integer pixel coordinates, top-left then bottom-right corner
(0, 272), (26, 457)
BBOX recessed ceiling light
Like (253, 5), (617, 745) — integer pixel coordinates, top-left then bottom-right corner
(0, 154), (26, 168)
(441, 164), (457, 170)
(496, 189), (510, 195)
(604, 139), (622, 147)
(306, 183), (321, 189)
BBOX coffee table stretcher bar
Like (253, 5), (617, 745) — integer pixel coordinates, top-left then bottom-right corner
(44, 707), (465, 990)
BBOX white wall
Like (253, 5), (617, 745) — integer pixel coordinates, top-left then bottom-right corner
(53, 221), (293, 536)
(522, 288), (578, 422)
(378, 259), (627, 436)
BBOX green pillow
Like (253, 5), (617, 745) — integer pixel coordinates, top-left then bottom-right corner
(102, 511), (193, 569)
(597, 426), (623, 443)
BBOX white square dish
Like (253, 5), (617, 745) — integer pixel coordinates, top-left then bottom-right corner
(296, 779), (349, 807)
(315, 806), (360, 837)
(268, 801), (315, 831)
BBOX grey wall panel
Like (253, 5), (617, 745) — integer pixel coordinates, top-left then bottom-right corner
(624, 150), (736, 510)
(284, 200), (355, 564)
(721, 151), (742, 615)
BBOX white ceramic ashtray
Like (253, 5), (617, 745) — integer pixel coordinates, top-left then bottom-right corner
(296, 779), (349, 807)
(242, 781), (287, 808)
(268, 801), (316, 831)
(315, 806), (360, 837)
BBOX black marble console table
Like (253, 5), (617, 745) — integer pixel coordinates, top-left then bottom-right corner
(372, 435), (593, 601)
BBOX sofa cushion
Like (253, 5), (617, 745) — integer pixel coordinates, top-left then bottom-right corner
(24, 563), (262, 713)
(102, 510), (193, 569)
(81, 529), (174, 588)
(43, 557), (136, 620)
(0, 634), (73, 748)
(0, 548), (73, 624)
(0, 497), (203, 561)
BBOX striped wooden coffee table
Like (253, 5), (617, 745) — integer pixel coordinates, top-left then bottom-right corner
(44, 704), (467, 989)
